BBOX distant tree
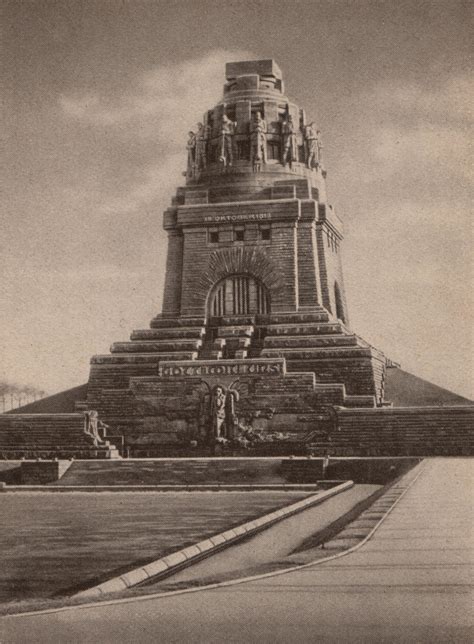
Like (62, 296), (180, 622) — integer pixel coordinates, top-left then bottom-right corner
(0, 381), (47, 411)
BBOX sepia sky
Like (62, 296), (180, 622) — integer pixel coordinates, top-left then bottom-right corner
(2, 0), (472, 399)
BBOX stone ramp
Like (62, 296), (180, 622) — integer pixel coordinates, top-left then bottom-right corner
(143, 483), (380, 588)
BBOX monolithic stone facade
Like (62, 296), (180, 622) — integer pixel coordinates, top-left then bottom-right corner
(81, 60), (389, 455)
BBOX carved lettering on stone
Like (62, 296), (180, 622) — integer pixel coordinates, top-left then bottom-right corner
(159, 360), (284, 378)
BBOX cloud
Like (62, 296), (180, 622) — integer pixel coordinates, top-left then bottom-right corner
(371, 74), (473, 124)
(60, 49), (253, 145)
(366, 74), (472, 168)
(332, 74), (472, 212)
(60, 49), (254, 215)
(99, 153), (184, 215)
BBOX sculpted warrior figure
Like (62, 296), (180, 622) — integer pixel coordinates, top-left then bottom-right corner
(304, 122), (318, 169)
(316, 130), (323, 164)
(209, 384), (239, 443)
(250, 111), (267, 171)
(195, 122), (209, 171)
(186, 130), (197, 179)
(219, 114), (235, 167)
(281, 115), (297, 167)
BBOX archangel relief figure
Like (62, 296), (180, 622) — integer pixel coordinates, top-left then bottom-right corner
(250, 111), (267, 171)
(219, 114), (236, 168)
(210, 384), (239, 442)
(281, 114), (298, 167)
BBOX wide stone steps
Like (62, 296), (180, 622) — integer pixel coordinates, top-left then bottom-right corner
(263, 334), (360, 348)
(311, 384), (375, 408)
(85, 390), (138, 416)
(110, 340), (202, 353)
(91, 352), (198, 364)
(256, 311), (331, 325)
(149, 316), (205, 329)
(217, 325), (254, 338)
(262, 322), (344, 336)
(131, 328), (205, 340)
(0, 413), (121, 458)
(261, 346), (374, 359)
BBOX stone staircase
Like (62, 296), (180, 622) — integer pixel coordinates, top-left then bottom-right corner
(0, 414), (121, 459)
(85, 311), (382, 417)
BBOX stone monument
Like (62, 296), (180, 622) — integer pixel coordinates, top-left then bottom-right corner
(79, 59), (389, 455)
(3, 59), (472, 459)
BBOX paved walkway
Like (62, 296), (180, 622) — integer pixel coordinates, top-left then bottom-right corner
(1, 458), (472, 643)
(147, 484), (380, 587)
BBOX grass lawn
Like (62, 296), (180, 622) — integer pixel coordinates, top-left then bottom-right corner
(0, 491), (309, 603)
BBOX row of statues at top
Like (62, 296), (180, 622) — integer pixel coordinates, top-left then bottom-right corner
(186, 112), (323, 177)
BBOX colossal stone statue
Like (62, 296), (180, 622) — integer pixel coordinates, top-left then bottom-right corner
(316, 129), (323, 163)
(219, 115), (235, 167)
(195, 122), (209, 171)
(281, 115), (297, 167)
(304, 122), (318, 169)
(250, 111), (267, 171)
(186, 130), (197, 179)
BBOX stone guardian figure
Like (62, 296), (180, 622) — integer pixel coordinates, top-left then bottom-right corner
(281, 115), (297, 168)
(250, 111), (267, 172)
(304, 122), (318, 169)
(219, 115), (235, 168)
(195, 122), (209, 171)
(316, 130), (323, 164)
(186, 130), (197, 179)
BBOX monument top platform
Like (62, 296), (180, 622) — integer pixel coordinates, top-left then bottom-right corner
(225, 59), (282, 81)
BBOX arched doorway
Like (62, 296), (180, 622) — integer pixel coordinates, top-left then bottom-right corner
(209, 275), (270, 318)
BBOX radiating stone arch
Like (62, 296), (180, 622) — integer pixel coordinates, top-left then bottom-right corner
(196, 247), (282, 309)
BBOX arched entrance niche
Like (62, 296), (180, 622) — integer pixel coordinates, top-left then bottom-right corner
(209, 274), (270, 318)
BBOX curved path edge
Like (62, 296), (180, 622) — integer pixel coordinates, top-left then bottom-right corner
(3, 461), (425, 619)
(74, 480), (354, 599)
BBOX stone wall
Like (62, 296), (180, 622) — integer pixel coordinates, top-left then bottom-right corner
(329, 406), (474, 456)
(20, 460), (72, 484)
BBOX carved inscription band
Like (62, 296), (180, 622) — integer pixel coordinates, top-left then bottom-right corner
(204, 213), (272, 223)
(159, 359), (284, 377)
